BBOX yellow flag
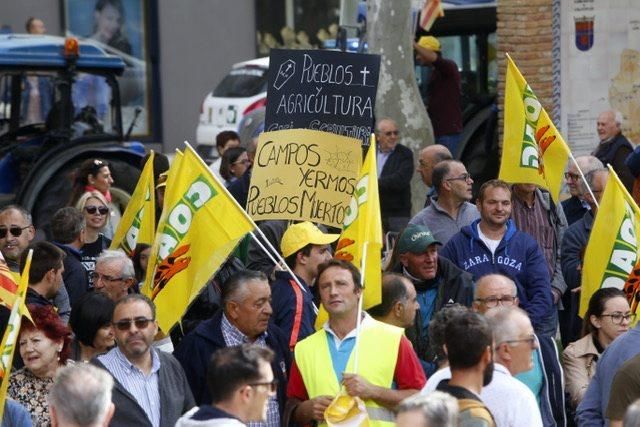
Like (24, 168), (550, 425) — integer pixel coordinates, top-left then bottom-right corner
(0, 250), (32, 420)
(142, 145), (254, 332)
(581, 166), (640, 317)
(314, 135), (383, 328)
(499, 54), (571, 202)
(110, 151), (156, 255)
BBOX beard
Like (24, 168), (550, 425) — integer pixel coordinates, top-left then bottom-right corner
(482, 360), (494, 386)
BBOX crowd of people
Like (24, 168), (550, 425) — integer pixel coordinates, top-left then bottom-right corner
(3, 26), (640, 426)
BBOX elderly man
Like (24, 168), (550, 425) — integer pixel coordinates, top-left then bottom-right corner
(92, 250), (136, 301)
(287, 259), (425, 426)
(176, 345), (276, 426)
(396, 392), (458, 427)
(416, 145), (452, 207)
(174, 270), (290, 427)
(562, 156), (603, 226)
(593, 110), (634, 191)
(375, 118), (414, 233)
(410, 160), (479, 245)
(93, 294), (194, 426)
(368, 273), (420, 329)
(48, 364), (115, 427)
(390, 224), (473, 370)
(413, 36), (463, 153)
(561, 168), (609, 346)
(441, 179), (553, 337)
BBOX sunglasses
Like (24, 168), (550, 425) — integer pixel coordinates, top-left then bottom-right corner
(384, 130), (399, 136)
(112, 317), (155, 331)
(85, 206), (109, 215)
(0, 225), (31, 239)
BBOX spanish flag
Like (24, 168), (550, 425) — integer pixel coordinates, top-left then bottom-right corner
(142, 145), (254, 332)
(420, 0), (444, 32)
(0, 250), (32, 421)
(499, 54), (571, 202)
(581, 166), (640, 317)
(110, 151), (156, 255)
(314, 135), (383, 328)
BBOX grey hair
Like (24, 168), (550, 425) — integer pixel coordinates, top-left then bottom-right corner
(574, 155), (604, 175)
(486, 306), (530, 346)
(624, 399), (640, 427)
(0, 205), (32, 225)
(581, 168), (609, 194)
(614, 110), (624, 127)
(48, 364), (113, 427)
(96, 249), (135, 279)
(396, 391), (459, 427)
(375, 117), (397, 133)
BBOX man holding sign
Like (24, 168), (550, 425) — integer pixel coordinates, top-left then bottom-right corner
(286, 259), (425, 426)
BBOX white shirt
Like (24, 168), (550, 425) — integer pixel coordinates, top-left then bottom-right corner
(421, 363), (543, 427)
(477, 224), (501, 255)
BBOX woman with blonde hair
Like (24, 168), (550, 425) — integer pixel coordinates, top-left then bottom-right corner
(76, 191), (112, 287)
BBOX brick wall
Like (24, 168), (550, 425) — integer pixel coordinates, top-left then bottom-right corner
(497, 0), (555, 142)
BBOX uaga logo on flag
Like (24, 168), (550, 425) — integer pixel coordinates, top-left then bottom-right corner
(519, 84), (557, 178)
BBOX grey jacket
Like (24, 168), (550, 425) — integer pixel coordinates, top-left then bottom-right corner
(409, 200), (479, 245)
(93, 350), (195, 427)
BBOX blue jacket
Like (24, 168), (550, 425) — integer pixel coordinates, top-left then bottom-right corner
(173, 311), (291, 410)
(271, 271), (317, 350)
(440, 219), (552, 328)
(537, 335), (567, 427)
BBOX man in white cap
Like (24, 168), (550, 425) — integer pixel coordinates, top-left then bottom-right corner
(272, 221), (338, 350)
(414, 36), (463, 154)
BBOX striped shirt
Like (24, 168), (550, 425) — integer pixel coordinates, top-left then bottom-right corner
(511, 194), (555, 277)
(221, 314), (279, 427)
(98, 347), (161, 427)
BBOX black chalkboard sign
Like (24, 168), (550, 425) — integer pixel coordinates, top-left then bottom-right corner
(265, 49), (381, 146)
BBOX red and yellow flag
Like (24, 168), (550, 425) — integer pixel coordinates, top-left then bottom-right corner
(420, 0), (444, 32)
(499, 54), (571, 202)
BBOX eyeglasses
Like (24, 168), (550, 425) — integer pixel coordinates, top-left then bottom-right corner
(600, 312), (636, 325)
(249, 379), (279, 393)
(384, 130), (399, 136)
(84, 206), (109, 215)
(504, 334), (537, 349)
(564, 172), (580, 181)
(0, 225), (31, 239)
(446, 173), (472, 182)
(89, 272), (125, 283)
(474, 295), (517, 308)
(112, 317), (155, 331)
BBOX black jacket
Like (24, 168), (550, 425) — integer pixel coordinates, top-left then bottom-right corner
(593, 133), (634, 191)
(173, 310), (291, 411)
(378, 144), (413, 218)
(54, 243), (89, 307)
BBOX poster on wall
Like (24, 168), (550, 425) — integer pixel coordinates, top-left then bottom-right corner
(62, 0), (158, 140)
(560, 0), (640, 155)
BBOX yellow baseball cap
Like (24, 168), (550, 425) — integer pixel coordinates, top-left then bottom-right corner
(280, 222), (339, 258)
(418, 36), (441, 52)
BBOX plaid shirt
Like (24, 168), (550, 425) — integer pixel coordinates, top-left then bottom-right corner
(221, 314), (279, 427)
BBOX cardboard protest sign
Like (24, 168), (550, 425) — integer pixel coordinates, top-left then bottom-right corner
(247, 129), (362, 228)
(265, 49), (380, 146)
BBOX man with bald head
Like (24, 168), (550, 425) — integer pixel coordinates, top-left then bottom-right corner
(410, 160), (479, 245)
(562, 156), (603, 225)
(592, 110), (634, 191)
(472, 274), (566, 426)
(375, 118), (414, 233)
(416, 145), (452, 207)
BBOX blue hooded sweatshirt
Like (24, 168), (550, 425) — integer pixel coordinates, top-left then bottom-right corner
(440, 219), (552, 328)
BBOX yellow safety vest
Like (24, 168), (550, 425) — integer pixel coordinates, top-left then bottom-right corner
(295, 318), (402, 427)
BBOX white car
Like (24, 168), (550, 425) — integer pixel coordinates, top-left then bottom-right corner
(195, 57), (269, 160)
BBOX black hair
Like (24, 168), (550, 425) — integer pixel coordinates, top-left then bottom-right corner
(428, 304), (469, 364)
(431, 160), (454, 192)
(131, 243), (151, 283)
(207, 344), (275, 403)
(220, 147), (248, 181)
(20, 241), (65, 284)
(69, 292), (115, 347)
(368, 273), (409, 317)
(583, 287), (628, 336)
(444, 310), (492, 370)
(216, 131), (241, 149)
(284, 243), (312, 270)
